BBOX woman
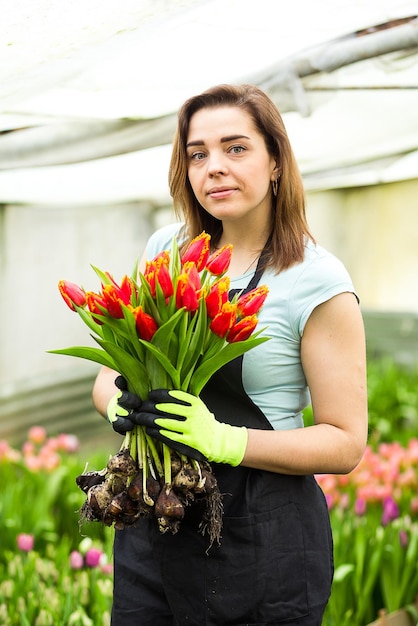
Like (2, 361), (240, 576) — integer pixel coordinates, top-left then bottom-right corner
(93, 84), (368, 625)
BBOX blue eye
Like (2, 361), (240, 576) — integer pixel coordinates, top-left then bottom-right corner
(190, 151), (206, 161)
(229, 145), (245, 154)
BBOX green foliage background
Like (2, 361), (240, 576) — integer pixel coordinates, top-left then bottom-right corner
(1, 357), (418, 625)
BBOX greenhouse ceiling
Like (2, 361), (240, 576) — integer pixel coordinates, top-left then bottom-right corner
(0, 0), (417, 205)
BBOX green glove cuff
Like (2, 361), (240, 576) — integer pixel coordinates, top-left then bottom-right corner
(106, 391), (129, 424)
(214, 422), (248, 466)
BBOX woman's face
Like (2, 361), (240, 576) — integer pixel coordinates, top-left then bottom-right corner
(186, 106), (278, 226)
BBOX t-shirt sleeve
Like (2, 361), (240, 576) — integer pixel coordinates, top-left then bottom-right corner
(143, 222), (183, 258)
(289, 251), (358, 337)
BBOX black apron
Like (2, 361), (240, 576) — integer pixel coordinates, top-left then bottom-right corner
(112, 258), (334, 626)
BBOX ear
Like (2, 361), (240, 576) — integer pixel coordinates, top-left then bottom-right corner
(270, 160), (280, 181)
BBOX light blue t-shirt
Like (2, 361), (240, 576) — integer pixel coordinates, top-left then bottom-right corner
(144, 222), (357, 431)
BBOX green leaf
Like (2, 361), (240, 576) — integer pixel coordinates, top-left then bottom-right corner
(131, 257), (139, 281)
(139, 339), (180, 388)
(152, 307), (185, 352)
(73, 305), (104, 337)
(142, 311), (185, 389)
(122, 306), (145, 361)
(184, 299), (207, 360)
(95, 338), (150, 398)
(99, 312), (132, 343)
(169, 236), (181, 276)
(91, 264), (114, 285)
(138, 273), (163, 324)
(176, 310), (198, 374)
(333, 563), (355, 583)
(189, 335), (269, 395)
(47, 346), (116, 369)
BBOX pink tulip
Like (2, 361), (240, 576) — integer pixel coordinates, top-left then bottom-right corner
(101, 563), (114, 576)
(70, 551), (84, 569)
(381, 496), (399, 526)
(28, 426), (47, 444)
(85, 547), (103, 568)
(399, 530), (409, 549)
(354, 498), (367, 516)
(56, 433), (80, 453)
(17, 533), (34, 552)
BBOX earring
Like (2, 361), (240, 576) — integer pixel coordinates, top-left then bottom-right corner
(272, 175), (281, 197)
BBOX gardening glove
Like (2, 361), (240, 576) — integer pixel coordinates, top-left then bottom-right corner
(106, 376), (143, 435)
(137, 389), (248, 465)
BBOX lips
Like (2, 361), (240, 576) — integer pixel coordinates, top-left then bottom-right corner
(207, 187), (237, 199)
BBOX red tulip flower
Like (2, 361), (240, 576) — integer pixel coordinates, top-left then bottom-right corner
(237, 285), (269, 317)
(206, 244), (233, 275)
(98, 275), (133, 318)
(181, 232), (210, 271)
(54, 232), (269, 439)
(58, 280), (86, 311)
(104, 273), (132, 305)
(102, 285), (126, 318)
(176, 263), (201, 312)
(210, 302), (237, 338)
(227, 315), (258, 343)
(53, 231), (270, 544)
(132, 306), (158, 341)
(205, 277), (230, 319)
(85, 291), (107, 323)
(144, 258), (173, 299)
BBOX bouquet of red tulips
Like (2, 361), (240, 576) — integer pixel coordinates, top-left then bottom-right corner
(52, 231), (269, 544)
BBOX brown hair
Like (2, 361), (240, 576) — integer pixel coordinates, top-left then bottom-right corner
(168, 84), (314, 272)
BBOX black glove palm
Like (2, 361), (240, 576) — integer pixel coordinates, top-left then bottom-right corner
(106, 376), (143, 435)
(135, 389), (207, 462)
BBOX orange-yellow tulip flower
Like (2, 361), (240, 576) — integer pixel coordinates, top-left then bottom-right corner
(181, 232), (210, 271)
(227, 315), (258, 343)
(206, 244), (233, 275)
(209, 302), (237, 338)
(205, 277), (230, 319)
(58, 280), (86, 311)
(237, 285), (269, 317)
(176, 264), (202, 312)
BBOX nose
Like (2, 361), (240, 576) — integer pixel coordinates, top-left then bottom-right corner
(207, 151), (228, 177)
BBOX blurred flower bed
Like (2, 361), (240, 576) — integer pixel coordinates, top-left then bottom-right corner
(309, 358), (418, 625)
(1, 358), (418, 625)
(0, 426), (113, 626)
(320, 439), (418, 625)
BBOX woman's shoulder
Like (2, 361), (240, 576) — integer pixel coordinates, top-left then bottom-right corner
(266, 240), (352, 290)
(301, 240), (353, 284)
(145, 222), (184, 257)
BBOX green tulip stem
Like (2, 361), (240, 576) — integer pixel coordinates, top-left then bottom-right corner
(121, 429), (132, 452)
(130, 426), (138, 465)
(163, 443), (172, 490)
(145, 434), (164, 477)
(141, 434), (154, 506)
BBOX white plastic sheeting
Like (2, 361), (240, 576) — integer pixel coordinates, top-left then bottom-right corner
(1, 0), (417, 204)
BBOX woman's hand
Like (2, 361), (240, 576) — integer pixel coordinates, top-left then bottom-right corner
(106, 376), (144, 435)
(134, 389), (248, 465)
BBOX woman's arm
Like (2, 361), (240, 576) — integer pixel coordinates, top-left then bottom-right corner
(242, 292), (368, 475)
(92, 366), (121, 418)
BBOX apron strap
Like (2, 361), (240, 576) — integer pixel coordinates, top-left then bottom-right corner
(228, 236), (271, 299)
